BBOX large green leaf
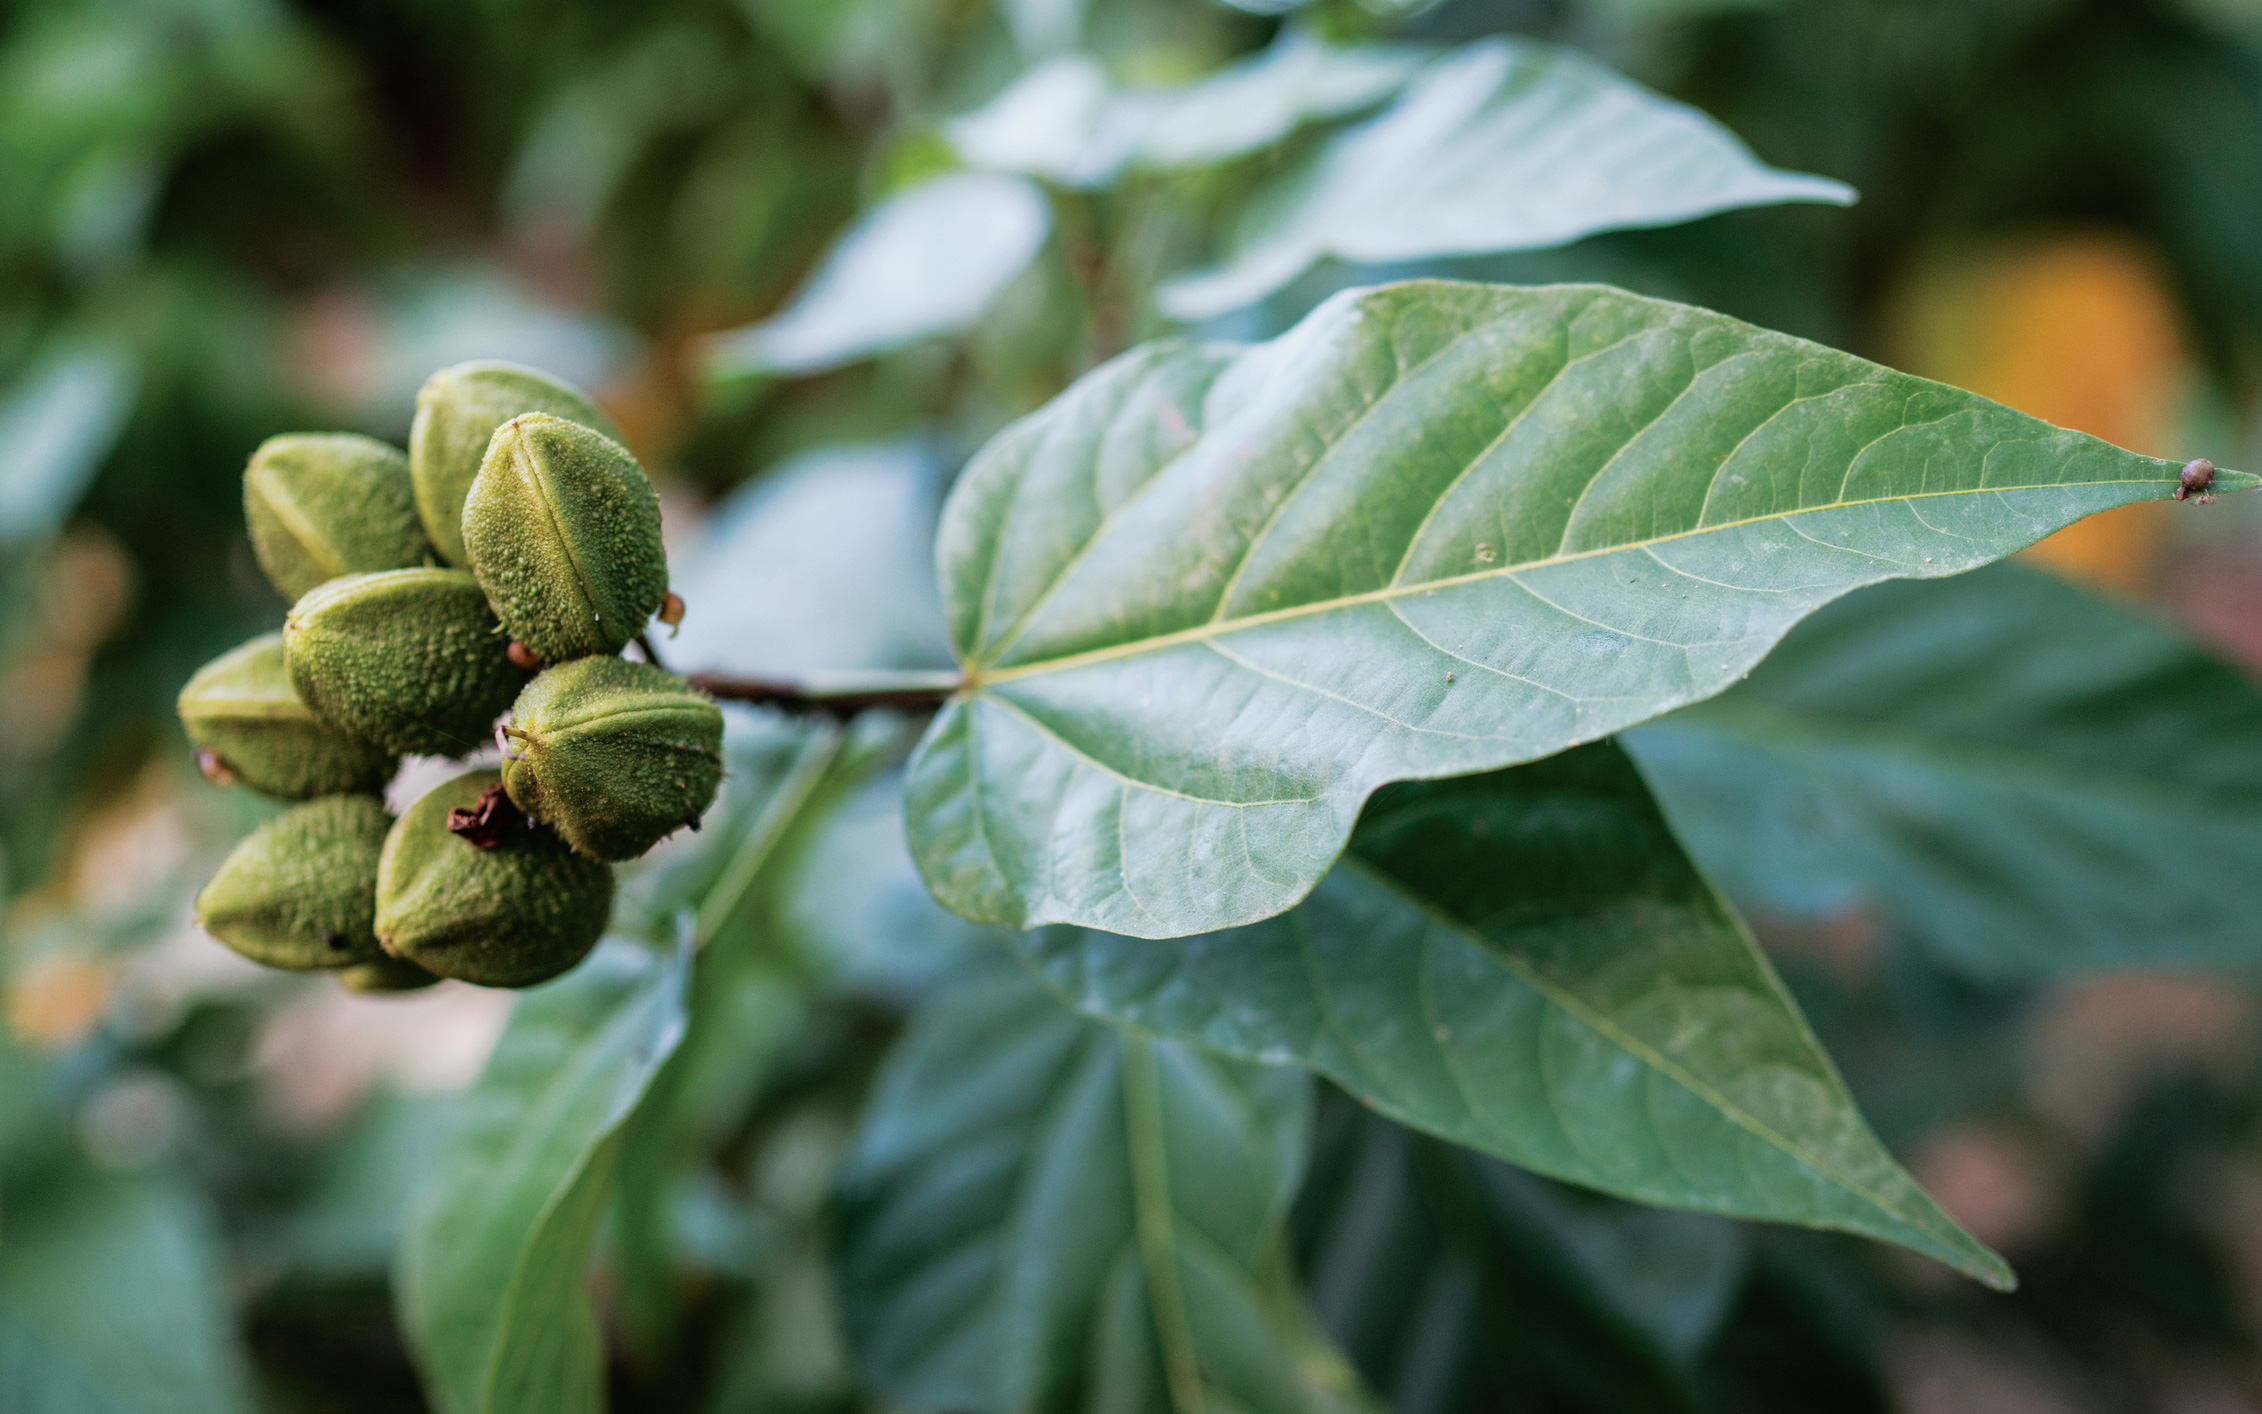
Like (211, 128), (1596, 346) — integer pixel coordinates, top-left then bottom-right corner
(1625, 562), (2262, 975)
(834, 958), (1376, 1414)
(397, 941), (689, 1414)
(0, 1168), (252, 1414)
(1155, 42), (1853, 320)
(1011, 743), (2011, 1287)
(907, 279), (2251, 938)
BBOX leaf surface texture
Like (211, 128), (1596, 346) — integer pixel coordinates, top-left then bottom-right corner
(910, 279), (2237, 936)
(836, 959), (1376, 1413)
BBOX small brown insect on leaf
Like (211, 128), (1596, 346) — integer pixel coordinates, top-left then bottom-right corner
(446, 783), (521, 850)
(506, 640), (543, 671)
(2177, 458), (2217, 503)
(658, 591), (686, 637)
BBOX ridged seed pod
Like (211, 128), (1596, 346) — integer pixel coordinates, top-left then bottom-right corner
(178, 633), (396, 798)
(196, 795), (391, 970)
(336, 955), (440, 994)
(244, 433), (433, 601)
(462, 413), (669, 662)
(375, 770), (613, 988)
(500, 657), (724, 861)
(410, 362), (621, 566)
(284, 568), (528, 757)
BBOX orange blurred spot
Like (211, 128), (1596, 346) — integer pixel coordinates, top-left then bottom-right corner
(7, 952), (115, 1049)
(1887, 231), (2191, 593)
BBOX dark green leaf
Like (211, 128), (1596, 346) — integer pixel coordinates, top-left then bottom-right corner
(1626, 563), (2262, 975)
(1157, 42), (1852, 319)
(1013, 742), (2011, 1286)
(1295, 1092), (1747, 1414)
(909, 279), (2244, 937)
(0, 1168), (253, 1414)
(835, 958), (1377, 1413)
(397, 941), (689, 1414)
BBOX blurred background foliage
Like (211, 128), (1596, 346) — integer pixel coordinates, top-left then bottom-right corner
(7, 0), (2262, 1410)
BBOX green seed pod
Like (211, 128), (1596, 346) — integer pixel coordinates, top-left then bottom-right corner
(375, 769), (613, 988)
(410, 362), (622, 566)
(177, 632), (396, 799)
(244, 433), (433, 601)
(284, 568), (528, 757)
(196, 794), (391, 970)
(500, 658), (724, 861)
(336, 955), (440, 994)
(462, 412), (669, 662)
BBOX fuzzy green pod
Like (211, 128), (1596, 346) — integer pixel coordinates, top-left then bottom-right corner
(196, 795), (391, 970)
(500, 657), (724, 861)
(336, 955), (440, 994)
(462, 413), (669, 662)
(244, 433), (433, 601)
(284, 568), (528, 757)
(410, 363), (622, 566)
(375, 770), (613, 988)
(178, 632), (396, 798)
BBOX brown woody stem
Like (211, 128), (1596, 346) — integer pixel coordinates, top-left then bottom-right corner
(683, 673), (959, 718)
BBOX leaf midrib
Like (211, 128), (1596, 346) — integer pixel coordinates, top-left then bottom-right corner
(968, 477), (2175, 687)
(1121, 1036), (1207, 1414)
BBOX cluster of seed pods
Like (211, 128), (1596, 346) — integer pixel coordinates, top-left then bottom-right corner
(178, 364), (725, 991)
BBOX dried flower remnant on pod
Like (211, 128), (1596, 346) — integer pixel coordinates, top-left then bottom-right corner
(375, 770), (614, 988)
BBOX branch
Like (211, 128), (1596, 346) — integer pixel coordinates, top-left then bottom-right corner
(683, 672), (960, 718)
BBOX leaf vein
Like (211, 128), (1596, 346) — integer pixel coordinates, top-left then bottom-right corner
(975, 477), (2167, 686)
(979, 692), (1327, 808)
